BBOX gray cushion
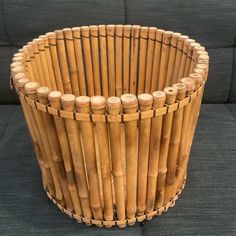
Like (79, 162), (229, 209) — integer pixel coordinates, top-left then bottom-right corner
(0, 104), (235, 235)
(125, 0), (236, 48)
(229, 48), (236, 102)
(2, 0), (125, 47)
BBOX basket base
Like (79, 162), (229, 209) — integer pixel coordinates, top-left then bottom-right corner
(44, 177), (186, 228)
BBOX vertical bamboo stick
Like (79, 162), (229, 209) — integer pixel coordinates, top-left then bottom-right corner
(72, 27), (87, 95)
(137, 27), (148, 94)
(34, 38), (51, 88)
(48, 92), (85, 218)
(89, 25), (101, 95)
(184, 42), (200, 77)
(130, 25), (141, 94)
(28, 41), (45, 85)
(121, 94), (138, 222)
(137, 94), (153, 216)
(123, 25), (131, 94)
(157, 31), (172, 91)
(146, 91), (166, 218)
(115, 25), (123, 97)
(155, 86), (177, 209)
(75, 96), (103, 220)
(177, 39), (195, 81)
(107, 97), (126, 226)
(25, 45), (40, 82)
(164, 83), (186, 204)
(171, 35), (189, 84)
(37, 87), (74, 211)
(61, 94), (90, 217)
(98, 25), (109, 98)
(151, 29), (164, 92)
(91, 96), (113, 221)
(189, 47), (206, 73)
(21, 47), (35, 82)
(16, 76), (49, 191)
(46, 32), (64, 92)
(81, 26), (95, 96)
(165, 33), (181, 87)
(144, 27), (157, 93)
(176, 77), (195, 178)
(63, 28), (80, 96)
(107, 25), (116, 96)
(55, 30), (72, 93)
(39, 35), (57, 90)
(25, 82), (63, 201)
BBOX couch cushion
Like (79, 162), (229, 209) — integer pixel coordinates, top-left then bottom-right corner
(0, 104), (235, 235)
(2, 0), (125, 47)
(125, 0), (236, 48)
(229, 48), (236, 102)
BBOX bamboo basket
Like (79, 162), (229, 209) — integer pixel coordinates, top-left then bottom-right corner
(11, 25), (209, 228)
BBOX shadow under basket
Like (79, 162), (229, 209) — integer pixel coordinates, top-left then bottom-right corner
(11, 25), (209, 228)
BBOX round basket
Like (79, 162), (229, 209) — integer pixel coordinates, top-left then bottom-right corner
(11, 25), (209, 228)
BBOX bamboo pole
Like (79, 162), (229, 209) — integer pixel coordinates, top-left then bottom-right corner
(61, 94), (90, 217)
(171, 35), (189, 84)
(137, 93), (153, 216)
(184, 42), (200, 77)
(115, 25), (123, 97)
(107, 97), (126, 226)
(165, 33), (181, 87)
(75, 96), (103, 220)
(37, 87), (74, 211)
(155, 86), (177, 209)
(16, 76), (49, 191)
(123, 25), (131, 94)
(21, 47), (35, 82)
(151, 29), (165, 92)
(130, 25), (141, 94)
(145, 27), (157, 93)
(177, 39), (195, 81)
(39, 35), (57, 90)
(81, 26), (94, 96)
(55, 30), (72, 93)
(28, 42), (45, 86)
(24, 45), (40, 83)
(98, 25), (109, 98)
(157, 31), (172, 91)
(164, 83), (187, 204)
(46, 32), (64, 92)
(121, 94), (138, 223)
(89, 25), (101, 95)
(137, 26), (148, 94)
(146, 91), (166, 218)
(107, 25), (116, 96)
(176, 77), (195, 181)
(72, 27), (87, 95)
(25, 82), (63, 201)
(34, 38), (51, 88)
(63, 28), (80, 96)
(48, 92), (85, 218)
(91, 96), (113, 221)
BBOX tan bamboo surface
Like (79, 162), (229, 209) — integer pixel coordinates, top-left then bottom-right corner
(11, 25), (209, 228)
(155, 87), (178, 209)
(63, 28), (80, 96)
(89, 25), (102, 95)
(146, 91), (166, 218)
(137, 94), (153, 216)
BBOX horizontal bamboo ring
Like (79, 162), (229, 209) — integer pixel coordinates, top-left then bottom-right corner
(11, 25), (209, 228)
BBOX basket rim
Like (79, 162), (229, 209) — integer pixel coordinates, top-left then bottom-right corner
(11, 24), (209, 120)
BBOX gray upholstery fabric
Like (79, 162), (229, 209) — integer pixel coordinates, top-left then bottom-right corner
(229, 48), (236, 102)
(0, 0), (236, 104)
(125, 0), (236, 48)
(0, 104), (236, 235)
